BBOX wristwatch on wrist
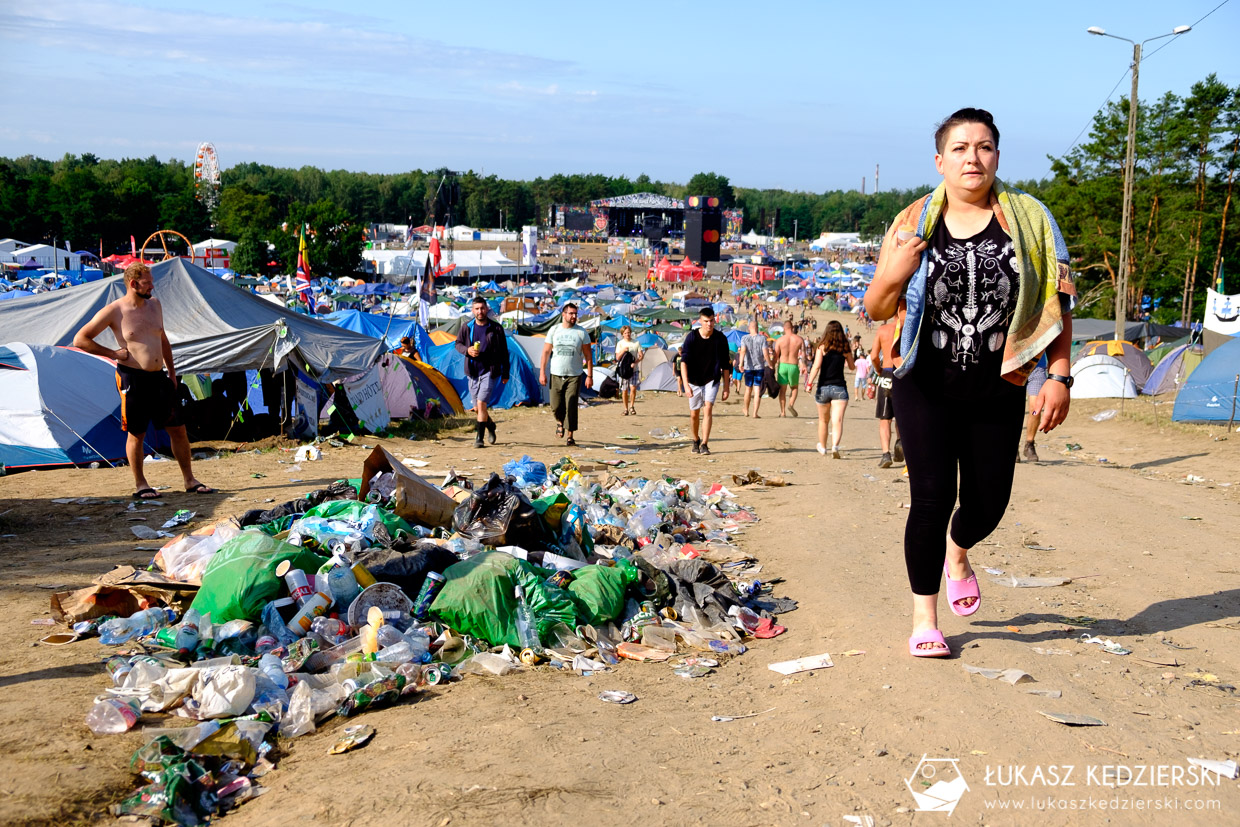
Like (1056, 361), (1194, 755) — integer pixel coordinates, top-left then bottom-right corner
(1046, 373), (1074, 389)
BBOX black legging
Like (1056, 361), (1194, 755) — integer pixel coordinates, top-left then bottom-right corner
(893, 372), (1025, 595)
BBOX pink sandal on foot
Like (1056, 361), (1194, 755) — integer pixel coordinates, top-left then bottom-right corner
(909, 629), (950, 657)
(944, 563), (981, 617)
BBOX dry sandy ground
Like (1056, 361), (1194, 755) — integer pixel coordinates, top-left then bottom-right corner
(2, 305), (1239, 827)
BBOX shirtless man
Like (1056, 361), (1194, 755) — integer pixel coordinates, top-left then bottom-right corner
(772, 322), (806, 417)
(74, 262), (214, 499)
(869, 299), (906, 469)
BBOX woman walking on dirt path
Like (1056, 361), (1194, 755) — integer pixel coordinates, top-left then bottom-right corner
(865, 107), (1076, 658)
(615, 325), (643, 416)
(804, 320), (854, 458)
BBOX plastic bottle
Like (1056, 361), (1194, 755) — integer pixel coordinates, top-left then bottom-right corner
(174, 608), (202, 659)
(357, 504), (383, 543)
(360, 606), (384, 661)
(257, 652), (290, 690)
(326, 556), (362, 607)
(513, 585), (542, 653)
(98, 607), (178, 645)
(311, 616), (351, 646)
(84, 696), (142, 734)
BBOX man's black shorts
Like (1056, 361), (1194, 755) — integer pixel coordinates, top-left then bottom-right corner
(874, 368), (895, 420)
(116, 364), (183, 435)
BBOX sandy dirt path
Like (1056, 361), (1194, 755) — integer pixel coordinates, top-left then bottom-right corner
(1, 304), (1238, 827)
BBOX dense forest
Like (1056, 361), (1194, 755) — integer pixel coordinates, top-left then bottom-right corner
(1, 74), (1235, 324)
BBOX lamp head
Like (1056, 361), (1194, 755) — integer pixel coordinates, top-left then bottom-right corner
(1172, 25), (1191, 34)
(1087, 26), (1105, 35)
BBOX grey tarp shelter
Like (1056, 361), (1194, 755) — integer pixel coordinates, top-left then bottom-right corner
(0, 258), (385, 382)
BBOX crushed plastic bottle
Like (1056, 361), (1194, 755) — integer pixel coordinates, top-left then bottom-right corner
(85, 696), (142, 734)
(257, 653), (289, 690)
(513, 585), (542, 653)
(98, 607), (177, 645)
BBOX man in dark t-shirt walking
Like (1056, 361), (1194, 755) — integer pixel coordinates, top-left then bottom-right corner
(679, 306), (731, 455)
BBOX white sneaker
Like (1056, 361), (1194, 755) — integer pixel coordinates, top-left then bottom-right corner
(816, 443), (827, 455)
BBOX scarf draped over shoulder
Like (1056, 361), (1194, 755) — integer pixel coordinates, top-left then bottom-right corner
(886, 179), (1076, 385)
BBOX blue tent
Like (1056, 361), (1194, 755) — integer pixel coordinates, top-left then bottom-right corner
(425, 333), (542, 409)
(636, 331), (666, 349)
(1172, 336), (1240, 422)
(321, 309), (431, 353)
(0, 343), (151, 471)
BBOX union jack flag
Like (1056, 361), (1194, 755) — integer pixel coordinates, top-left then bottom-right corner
(295, 225), (314, 313)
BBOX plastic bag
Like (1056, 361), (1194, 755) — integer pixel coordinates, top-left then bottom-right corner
(191, 533), (326, 624)
(302, 500), (413, 541)
(458, 652), (522, 676)
(158, 520), (243, 583)
(191, 665), (255, 719)
(430, 551), (576, 648)
(502, 455), (547, 489)
(354, 543), (458, 601)
(566, 561), (639, 625)
(452, 473), (551, 549)
(282, 680), (315, 738)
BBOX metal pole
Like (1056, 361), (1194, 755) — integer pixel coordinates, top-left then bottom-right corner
(1229, 374), (1239, 433)
(1115, 41), (1141, 342)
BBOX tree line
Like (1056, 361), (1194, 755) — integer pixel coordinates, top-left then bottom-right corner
(0, 73), (1235, 323)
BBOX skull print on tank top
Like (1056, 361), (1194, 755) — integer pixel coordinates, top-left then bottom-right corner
(918, 213), (1019, 399)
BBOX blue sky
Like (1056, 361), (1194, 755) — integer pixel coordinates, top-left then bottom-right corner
(1, 0), (1236, 193)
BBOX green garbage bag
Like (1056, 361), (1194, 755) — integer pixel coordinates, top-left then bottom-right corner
(531, 492), (569, 530)
(303, 500), (414, 539)
(430, 551), (576, 648)
(566, 561), (640, 625)
(190, 532), (326, 623)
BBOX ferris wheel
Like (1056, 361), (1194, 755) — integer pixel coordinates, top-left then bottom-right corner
(193, 142), (221, 211)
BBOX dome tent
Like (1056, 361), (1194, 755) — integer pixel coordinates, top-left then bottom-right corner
(1172, 335), (1240, 423)
(0, 343), (152, 472)
(1072, 341), (1153, 392)
(1070, 354), (1139, 399)
(1142, 343), (1204, 396)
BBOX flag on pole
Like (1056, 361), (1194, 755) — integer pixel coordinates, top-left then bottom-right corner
(295, 225), (315, 313)
(415, 252), (434, 326)
(1216, 259), (1225, 294)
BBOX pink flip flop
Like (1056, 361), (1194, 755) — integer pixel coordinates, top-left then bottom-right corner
(944, 563), (981, 617)
(909, 629), (950, 658)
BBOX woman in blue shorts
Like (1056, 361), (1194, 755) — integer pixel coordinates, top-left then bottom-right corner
(805, 320), (855, 458)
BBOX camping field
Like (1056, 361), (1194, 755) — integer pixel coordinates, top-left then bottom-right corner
(0, 299), (1237, 826)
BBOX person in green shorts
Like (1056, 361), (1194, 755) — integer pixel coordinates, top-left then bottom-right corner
(772, 322), (806, 417)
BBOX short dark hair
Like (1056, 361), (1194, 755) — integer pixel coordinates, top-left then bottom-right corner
(934, 107), (999, 153)
(472, 296), (487, 306)
(699, 306), (715, 319)
(563, 302), (578, 311)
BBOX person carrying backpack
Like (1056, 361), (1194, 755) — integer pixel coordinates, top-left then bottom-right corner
(614, 325), (644, 415)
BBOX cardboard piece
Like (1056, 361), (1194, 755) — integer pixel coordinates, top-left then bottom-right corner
(360, 446), (458, 528)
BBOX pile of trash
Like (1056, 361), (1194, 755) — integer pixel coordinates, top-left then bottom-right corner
(51, 446), (791, 824)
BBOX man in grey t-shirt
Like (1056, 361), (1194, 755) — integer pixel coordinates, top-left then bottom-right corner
(737, 318), (772, 418)
(539, 302), (593, 446)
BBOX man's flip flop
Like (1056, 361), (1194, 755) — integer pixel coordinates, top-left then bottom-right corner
(132, 488), (160, 500)
(909, 629), (950, 657)
(185, 483), (217, 494)
(555, 423), (565, 438)
(944, 563), (981, 617)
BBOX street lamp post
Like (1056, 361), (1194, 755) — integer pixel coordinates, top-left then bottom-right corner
(1088, 23), (1191, 341)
